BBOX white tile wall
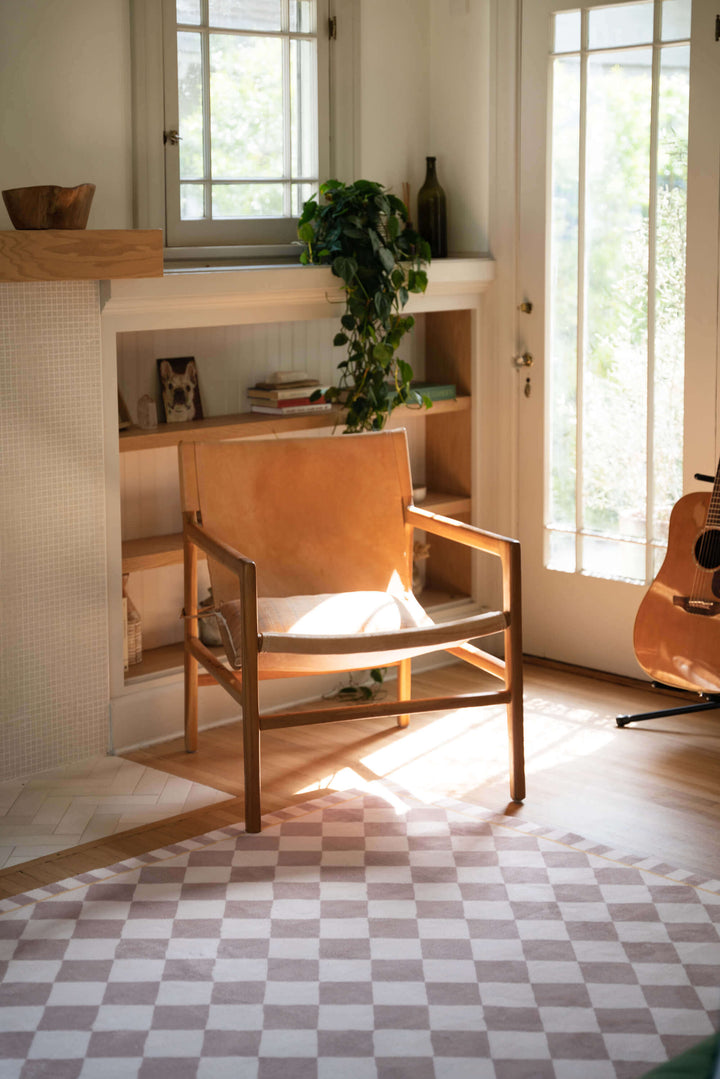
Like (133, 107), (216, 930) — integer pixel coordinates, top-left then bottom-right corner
(0, 281), (109, 780)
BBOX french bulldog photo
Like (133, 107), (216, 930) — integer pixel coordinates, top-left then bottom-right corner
(157, 356), (203, 423)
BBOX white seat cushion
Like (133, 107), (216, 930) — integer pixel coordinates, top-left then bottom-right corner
(217, 589), (435, 673)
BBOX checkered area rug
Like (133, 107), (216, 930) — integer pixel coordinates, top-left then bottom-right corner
(1, 788), (719, 1079)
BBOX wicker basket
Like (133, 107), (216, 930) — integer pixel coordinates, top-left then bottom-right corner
(122, 574), (143, 667)
(126, 597), (143, 665)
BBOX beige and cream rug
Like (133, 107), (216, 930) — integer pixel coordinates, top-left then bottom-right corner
(1, 786), (719, 1078)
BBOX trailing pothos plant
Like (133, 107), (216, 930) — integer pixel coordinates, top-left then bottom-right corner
(297, 179), (432, 432)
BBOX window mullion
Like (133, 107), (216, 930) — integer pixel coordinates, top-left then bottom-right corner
(282, 0), (292, 217)
(200, 0), (213, 220)
(645, 1), (662, 582)
(576, 10), (588, 574)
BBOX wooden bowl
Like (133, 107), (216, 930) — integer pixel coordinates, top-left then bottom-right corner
(1, 183), (96, 229)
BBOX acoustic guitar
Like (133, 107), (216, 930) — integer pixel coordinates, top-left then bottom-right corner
(634, 460), (720, 695)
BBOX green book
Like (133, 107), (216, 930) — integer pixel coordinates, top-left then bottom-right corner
(411, 382), (457, 401)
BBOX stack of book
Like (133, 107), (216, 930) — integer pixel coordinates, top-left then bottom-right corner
(247, 372), (331, 415)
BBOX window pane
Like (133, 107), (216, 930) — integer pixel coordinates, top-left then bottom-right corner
(653, 45), (689, 545)
(210, 34), (283, 178)
(547, 530), (576, 573)
(553, 11), (580, 53)
(176, 0), (201, 25)
(290, 1), (315, 32)
(208, 0), (282, 31)
(581, 535), (646, 582)
(212, 183), (284, 217)
(292, 182), (315, 216)
(662, 0), (691, 40)
(181, 183), (205, 219)
(588, 2), (653, 48)
(583, 49), (652, 539)
(291, 38), (318, 179)
(548, 56), (579, 532)
(177, 32), (204, 180)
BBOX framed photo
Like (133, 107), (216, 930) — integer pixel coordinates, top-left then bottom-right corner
(157, 356), (204, 423)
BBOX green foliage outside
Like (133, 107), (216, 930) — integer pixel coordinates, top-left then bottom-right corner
(297, 179), (432, 433)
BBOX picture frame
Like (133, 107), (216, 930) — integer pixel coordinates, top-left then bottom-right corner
(156, 356), (204, 423)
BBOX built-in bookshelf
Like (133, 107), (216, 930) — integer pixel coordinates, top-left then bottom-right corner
(101, 259), (493, 722)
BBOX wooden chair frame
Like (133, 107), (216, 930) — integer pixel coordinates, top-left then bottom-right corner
(180, 434), (525, 833)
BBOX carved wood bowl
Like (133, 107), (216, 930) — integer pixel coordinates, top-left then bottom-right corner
(2, 183), (96, 229)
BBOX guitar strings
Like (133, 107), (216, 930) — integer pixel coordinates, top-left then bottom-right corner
(689, 458), (720, 605)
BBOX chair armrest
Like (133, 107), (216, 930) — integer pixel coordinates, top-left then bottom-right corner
(183, 517), (254, 578)
(405, 504), (519, 559)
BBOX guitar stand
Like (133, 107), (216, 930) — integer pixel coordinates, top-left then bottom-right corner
(616, 685), (720, 727)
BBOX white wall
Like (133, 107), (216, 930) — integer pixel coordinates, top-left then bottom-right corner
(357, 0), (431, 210)
(357, 0), (490, 253)
(0, 0), (133, 231)
(429, 0), (491, 254)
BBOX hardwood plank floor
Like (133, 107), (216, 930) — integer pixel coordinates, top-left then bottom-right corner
(2, 659), (719, 900)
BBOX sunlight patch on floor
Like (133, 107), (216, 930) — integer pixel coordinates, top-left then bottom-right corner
(294, 696), (618, 805)
(295, 767), (414, 814)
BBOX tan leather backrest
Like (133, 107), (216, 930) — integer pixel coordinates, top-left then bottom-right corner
(180, 429), (414, 603)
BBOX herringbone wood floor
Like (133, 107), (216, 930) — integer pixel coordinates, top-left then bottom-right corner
(2, 659), (719, 900)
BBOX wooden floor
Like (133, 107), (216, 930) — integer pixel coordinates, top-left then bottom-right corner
(2, 659), (720, 900)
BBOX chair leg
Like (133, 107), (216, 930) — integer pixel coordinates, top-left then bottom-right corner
(240, 559), (262, 833)
(241, 670), (262, 833)
(184, 650), (198, 753)
(505, 625), (525, 803)
(397, 658), (411, 728)
(183, 527), (199, 753)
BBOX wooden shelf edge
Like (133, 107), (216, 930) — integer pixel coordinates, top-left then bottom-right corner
(118, 397), (471, 452)
(0, 229), (163, 283)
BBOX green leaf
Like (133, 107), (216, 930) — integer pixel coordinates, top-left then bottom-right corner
(333, 332), (349, 347)
(398, 359), (413, 384)
(373, 343), (393, 363)
(378, 247), (395, 273)
(370, 667), (385, 683)
(341, 313), (355, 331)
(297, 222), (315, 244)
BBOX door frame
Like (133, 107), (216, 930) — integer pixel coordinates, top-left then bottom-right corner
(487, 0), (720, 674)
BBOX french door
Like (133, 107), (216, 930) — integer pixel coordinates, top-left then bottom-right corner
(517, 0), (720, 676)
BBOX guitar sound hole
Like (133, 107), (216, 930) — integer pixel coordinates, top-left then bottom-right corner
(694, 528), (720, 570)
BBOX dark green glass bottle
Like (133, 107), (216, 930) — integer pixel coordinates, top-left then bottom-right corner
(417, 156), (447, 258)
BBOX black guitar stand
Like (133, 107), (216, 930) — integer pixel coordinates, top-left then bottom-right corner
(616, 686), (720, 727)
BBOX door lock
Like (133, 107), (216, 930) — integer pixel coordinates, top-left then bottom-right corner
(513, 352), (534, 368)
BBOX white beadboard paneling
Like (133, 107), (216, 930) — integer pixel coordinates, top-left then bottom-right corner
(0, 281), (109, 780)
(120, 447), (182, 542)
(116, 315), (425, 424)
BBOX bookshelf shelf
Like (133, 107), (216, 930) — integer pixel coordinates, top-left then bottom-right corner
(118, 397), (470, 453)
(106, 262), (492, 724)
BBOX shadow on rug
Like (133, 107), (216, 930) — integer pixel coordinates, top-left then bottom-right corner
(1, 788), (719, 1079)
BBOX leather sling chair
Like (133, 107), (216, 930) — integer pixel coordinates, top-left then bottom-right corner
(178, 428), (524, 832)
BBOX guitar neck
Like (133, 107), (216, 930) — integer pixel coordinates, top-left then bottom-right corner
(708, 456), (720, 527)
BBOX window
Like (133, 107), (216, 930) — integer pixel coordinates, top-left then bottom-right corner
(545, 0), (690, 582)
(132, 0), (338, 254)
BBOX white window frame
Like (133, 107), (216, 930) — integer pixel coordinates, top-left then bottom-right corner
(130, 0), (356, 259)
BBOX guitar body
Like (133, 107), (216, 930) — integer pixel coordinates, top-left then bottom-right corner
(634, 490), (720, 694)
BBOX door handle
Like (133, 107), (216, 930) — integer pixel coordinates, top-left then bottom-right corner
(513, 352), (534, 368)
